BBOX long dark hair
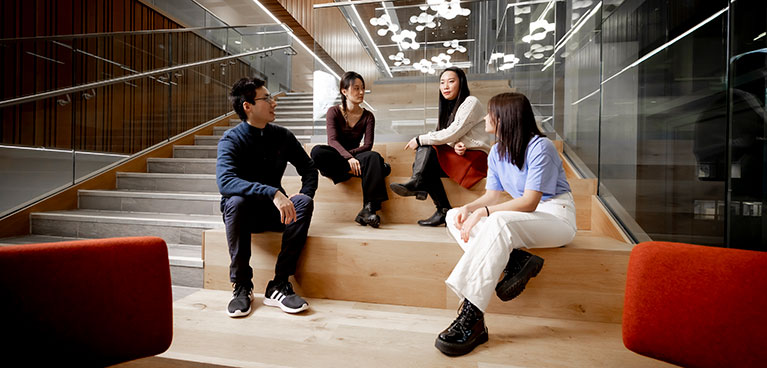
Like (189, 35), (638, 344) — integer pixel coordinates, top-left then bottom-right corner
(339, 71), (365, 116)
(230, 77), (265, 121)
(437, 67), (471, 130)
(487, 92), (545, 170)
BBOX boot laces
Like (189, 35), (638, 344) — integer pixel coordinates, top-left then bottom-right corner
(448, 300), (477, 333)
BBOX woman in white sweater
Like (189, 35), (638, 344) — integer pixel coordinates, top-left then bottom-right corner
(390, 67), (493, 226)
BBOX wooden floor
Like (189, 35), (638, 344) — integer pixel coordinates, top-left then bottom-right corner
(117, 289), (672, 368)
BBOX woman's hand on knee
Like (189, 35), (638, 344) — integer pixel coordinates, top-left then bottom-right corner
(454, 206), (470, 229)
(460, 210), (485, 242)
(347, 157), (361, 176)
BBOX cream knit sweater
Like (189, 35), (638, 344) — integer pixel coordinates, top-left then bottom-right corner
(417, 96), (494, 154)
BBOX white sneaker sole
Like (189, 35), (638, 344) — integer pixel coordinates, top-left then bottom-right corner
(227, 295), (253, 318)
(263, 298), (308, 314)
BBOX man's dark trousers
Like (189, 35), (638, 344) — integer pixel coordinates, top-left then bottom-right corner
(222, 194), (314, 284)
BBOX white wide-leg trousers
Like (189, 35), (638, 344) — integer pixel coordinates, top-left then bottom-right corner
(445, 192), (577, 312)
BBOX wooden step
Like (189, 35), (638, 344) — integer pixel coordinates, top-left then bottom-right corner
(137, 288), (670, 368)
(202, 223), (631, 324)
(285, 175), (595, 229)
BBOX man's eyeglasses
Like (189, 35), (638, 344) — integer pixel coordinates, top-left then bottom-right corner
(253, 94), (275, 103)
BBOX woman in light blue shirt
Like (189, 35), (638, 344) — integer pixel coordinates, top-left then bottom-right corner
(434, 92), (576, 356)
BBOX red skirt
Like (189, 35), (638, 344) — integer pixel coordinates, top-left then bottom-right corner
(434, 144), (488, 189)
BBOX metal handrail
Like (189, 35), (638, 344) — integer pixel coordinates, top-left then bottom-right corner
(0, 24), (287, 42)
(0, 44), (293, 109)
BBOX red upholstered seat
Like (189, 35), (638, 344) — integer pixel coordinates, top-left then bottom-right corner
(623, 241), (767, 368)
(0, 237), (173, 365)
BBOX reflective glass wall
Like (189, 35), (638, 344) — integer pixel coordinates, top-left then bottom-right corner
(0, 24), (292, 216)
(310, 0), (765, 249)
(728, 0), (766, 249)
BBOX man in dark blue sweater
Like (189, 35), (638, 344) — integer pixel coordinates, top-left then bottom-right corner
(217, 77), (318, 318)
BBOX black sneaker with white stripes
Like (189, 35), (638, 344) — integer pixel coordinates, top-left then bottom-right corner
(263, 280), (309, 313)
(227, 282), (254, 318)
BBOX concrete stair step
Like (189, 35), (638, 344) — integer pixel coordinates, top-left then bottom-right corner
(116, 172), (217, 192)
(212, 126), (231, 135)
(173, 145), (217, 158)
(78, 189), (220, 215)
(0, 234), (203, 287)
(194, 135), (221, 146)
(203, 223), (632, 324)
(198, 132), (313, 145)
(31, 209), (223, 246)
(274, 110), (313, 117)
(147, 157), (216, 174)
(275, 105), (312, 112)
(273, 100), (313, 106)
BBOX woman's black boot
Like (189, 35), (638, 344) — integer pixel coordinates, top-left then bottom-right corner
(355, 202), (381, 228)
(435, 300), (488, 356)
(495, 249), (544, 301)
(389, 146), (430, 200)
(418, 207), (450, 227)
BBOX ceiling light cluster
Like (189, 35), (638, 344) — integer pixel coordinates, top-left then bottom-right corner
(420, 0), (471, 20)
(370, 0), (472, 75)
(443, 39), (466, 54)
(370, 14), (420, 50)
(522, 19), (555, 43)
(388, 51), (411, 67)
(490, 52), (520, 71)
(525, 43), (554, 59)
(413, 58), (436, 74)
(572, 0), (594, 21)
(410, 12), (437, 32)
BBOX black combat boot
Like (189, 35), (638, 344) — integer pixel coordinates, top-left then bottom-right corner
(435, 299), (488, 356)
(495, 249), (544, 301)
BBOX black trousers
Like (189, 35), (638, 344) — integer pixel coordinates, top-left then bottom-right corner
(310, 145), (389, 207)
(419, 145), (451, 209)
(222, 194), (314, 285)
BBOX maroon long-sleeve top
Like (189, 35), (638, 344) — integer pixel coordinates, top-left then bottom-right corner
(326, 105), (375, 159)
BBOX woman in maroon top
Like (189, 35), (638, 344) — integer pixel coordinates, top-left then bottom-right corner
(310, 71), (390, 227)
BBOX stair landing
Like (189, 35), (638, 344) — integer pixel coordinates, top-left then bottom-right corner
(115, 288), (672, 368)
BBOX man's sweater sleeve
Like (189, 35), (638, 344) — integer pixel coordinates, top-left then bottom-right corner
(216, 135), (278, 199)
(287, 133), (318, 198)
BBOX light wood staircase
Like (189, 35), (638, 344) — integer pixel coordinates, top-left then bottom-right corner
(201, 141), (634, 323)
(149, 140), (675, 367)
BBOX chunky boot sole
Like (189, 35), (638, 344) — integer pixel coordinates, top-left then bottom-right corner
(389, 183), (428, 200)
(495, 254), (544, 301)
(434, 327), (489, 356)
(355, 214), (380, 228)
(417, 218), (446, 227)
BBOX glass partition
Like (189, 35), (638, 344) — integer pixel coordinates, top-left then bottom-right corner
(727, 0), (767, 250)
(310, 0), (764, 249)
(0, 25), (293, 216)
(312, 0), (503, 142)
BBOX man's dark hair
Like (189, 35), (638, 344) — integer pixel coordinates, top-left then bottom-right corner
(230, 77), (266, 121)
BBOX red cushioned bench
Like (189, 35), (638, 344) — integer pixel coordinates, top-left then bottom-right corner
(623, 241), (767, 367)
(0, 237), (173, 365)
